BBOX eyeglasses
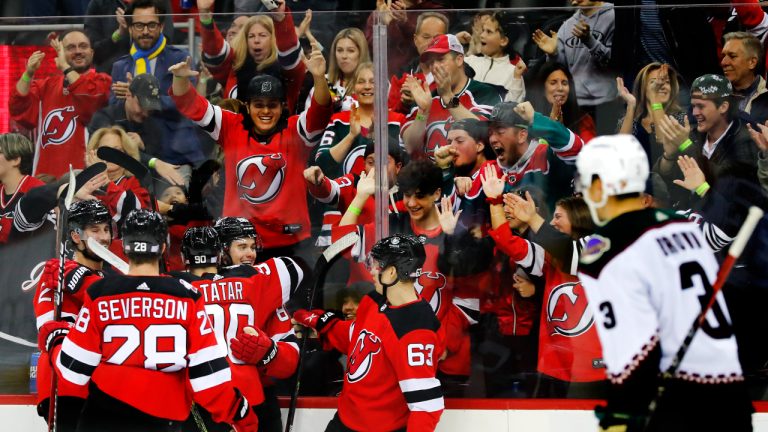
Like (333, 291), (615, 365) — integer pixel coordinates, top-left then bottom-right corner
(131, 22), (161, 32)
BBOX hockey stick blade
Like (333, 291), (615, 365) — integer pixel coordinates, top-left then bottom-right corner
(97, 147), (151, 186)
(322, 231), (360, 263)
(86, 237), (129, 274)
(64, 166), (76, 211)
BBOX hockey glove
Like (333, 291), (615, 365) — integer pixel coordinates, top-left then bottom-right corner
(293, 309), (341, 334)
(42, 260), (91, 294)
(230, 389), (258, 432)
(230, 327), (278, 366)
(38, 321), (72, 353)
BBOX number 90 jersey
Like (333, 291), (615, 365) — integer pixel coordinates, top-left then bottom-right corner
(578, 209), (743, 385)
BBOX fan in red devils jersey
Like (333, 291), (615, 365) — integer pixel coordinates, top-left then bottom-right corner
(481, 166), (605, 390)
(294, 234), (444, 432)
(170, 41), (333, 258)
(0, 133), (48, 244)
(33, 199), (112, 432)
(212, 217), (308, 432)
(10, 31), (111, 177)
(38, 209), (258, 432)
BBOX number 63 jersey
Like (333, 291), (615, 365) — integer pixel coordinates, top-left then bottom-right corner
(578, 209), (743, 388)
(322, 291), (445, 432)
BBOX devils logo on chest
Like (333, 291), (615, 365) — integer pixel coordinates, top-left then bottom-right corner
(235, 153), (287, 204)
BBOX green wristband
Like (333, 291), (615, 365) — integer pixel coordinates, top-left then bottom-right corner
(200, 16), (213, 25)
(348, 206), (362, 216)
(21, 72), (31, 83)
(651, 103), (664, 111)
(678, 139), (693, 152)
(111, 30), (122, 43)
(148, 158), (157, 169)
(695, 182), (710, 197)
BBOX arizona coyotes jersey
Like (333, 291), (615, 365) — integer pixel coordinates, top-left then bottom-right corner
(315, 110), (405, 179)
(9, 71), (111, 177)
(463, 112), (584, 212)
(323, 291), (444, 431)
(200, 9), (304, 111)
(0, 175), (45, 244)
(332, 213), (479, 376)
(55, 275), (243, 423)
(34, 259), (103, 402)
(578, 209), (743, 388)
(489, 223), (604, 382)
(401, 78), (504, 159)
(173, 87), (332, 248)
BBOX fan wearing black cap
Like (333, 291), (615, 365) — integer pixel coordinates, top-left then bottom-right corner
(459, 100), (586, 213)
(169, 41), (333, 259)
(401, 33), (506, 159)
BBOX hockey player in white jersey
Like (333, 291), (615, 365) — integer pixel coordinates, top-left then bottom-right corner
(575, 135), (753, 431)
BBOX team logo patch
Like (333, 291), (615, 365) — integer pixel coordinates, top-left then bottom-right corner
(579, 235), (611, 265)
(546, 282), (594, 337)
(347, 329), (382, 383)
(414, 271), (446, 314)
(236, 154), (287, 204)
(41, 106), (78, 147)
(261, 82), (272, 93)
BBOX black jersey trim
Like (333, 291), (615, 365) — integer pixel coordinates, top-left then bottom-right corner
(385, 300), (441, 339)
(403, 386), (443, 404)
(188, 356), (229, 380)
(59, 351), (97, 377)
(87, 276), (201, 301)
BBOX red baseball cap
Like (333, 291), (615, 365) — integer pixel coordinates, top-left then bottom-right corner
(420, 34), (464, 63)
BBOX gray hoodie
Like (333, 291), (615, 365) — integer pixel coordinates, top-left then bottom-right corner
(550, 2), (616, 107)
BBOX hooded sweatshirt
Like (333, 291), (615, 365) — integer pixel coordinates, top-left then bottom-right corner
(464, 54), (526, 102)
(550, 2), (617, 107)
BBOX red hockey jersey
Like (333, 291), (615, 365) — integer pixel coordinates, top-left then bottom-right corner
(172, 86), (333, 248)
(200, 9), (305, 112)
(489, 223), (605, 382)
(0, 175), (45, 244)
(34, 258), (103, 402)
(55, 275), (244, 423)
(323, 291), (444, 431)
(9, 71), (111, 177)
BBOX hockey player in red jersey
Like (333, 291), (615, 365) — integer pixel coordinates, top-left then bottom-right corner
(33, 200), (112, 431)
(10, 31), (110, 177)
(38, 209), (258, 432)
(294, 234), (444, 432)
(212, 217), (307, 432)
(170, 41), (333, 256)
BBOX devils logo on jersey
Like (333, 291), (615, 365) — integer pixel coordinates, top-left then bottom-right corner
(414, 272), (446, 315)
(424, 120), (450, 159)
(41, 106), (78, 148)
(236, 154), (286, 204)
(546, 282), (594, 337)
(347, 329), (382, 383)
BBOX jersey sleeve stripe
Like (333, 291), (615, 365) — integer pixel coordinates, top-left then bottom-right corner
(188, 344), (228, 367)
(297, 110), (319, 147)
(13, 202), (45, 232)
(190, 367), (232, 392)
(60, 337), (101, 366)
(399, 377), (441, 392)
(57, 351), (95, 386)
(274, 257), (302, 304)
(403, 386), (443, 404)
(202, 42), (229, 65)
(515, 240), (545, 277)
(36, 311), (54, 330)
(277, 43), (302, 70)
(406, 397), (445, 412)
(452, 298), (480, 325)
(197, 103), (223, 141)
(189, 356), (229, 379)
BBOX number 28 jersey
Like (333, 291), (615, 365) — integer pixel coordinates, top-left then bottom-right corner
(578, 209), (742, 385)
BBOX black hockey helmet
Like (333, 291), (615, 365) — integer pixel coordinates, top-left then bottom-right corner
(68, 199), (112, 234)
(122, 209), (167, 256)
(368, 234), (426, 281)
(182, 226), (220, 266)
(247, 74), (285, 101)
(214, 217), (262, 252)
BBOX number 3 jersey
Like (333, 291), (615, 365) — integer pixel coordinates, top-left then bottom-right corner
(578, 210), (743, 398)
(55, 275), (243, 423)
(322, 291), (444, 432)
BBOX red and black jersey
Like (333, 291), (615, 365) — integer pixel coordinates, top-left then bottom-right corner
(34, 258), (103, 403)
(0, 175), (46, 244)
(9, 71), (111, 177)
(54, 275), (242, 423)
(323, 291), (444, 432)
(172, 85), (333, 249)
(489, 223), (604, 382)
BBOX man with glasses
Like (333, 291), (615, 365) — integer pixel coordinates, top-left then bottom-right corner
(110, 0), (192, 105)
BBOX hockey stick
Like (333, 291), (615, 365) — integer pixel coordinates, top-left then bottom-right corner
(49, 166), (77, 432)
(645, 206), (764, 428)
(285, 231), (360, 432)
(86, 237), (129, 274)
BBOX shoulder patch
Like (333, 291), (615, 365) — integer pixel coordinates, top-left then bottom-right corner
(579, 235), (611, 265)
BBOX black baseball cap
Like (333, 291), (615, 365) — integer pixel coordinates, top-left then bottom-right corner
(489, 101), (529, 129)
(129, 73), (162, 111)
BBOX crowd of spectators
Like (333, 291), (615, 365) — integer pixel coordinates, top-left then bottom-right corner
(3, 0), (768, 402)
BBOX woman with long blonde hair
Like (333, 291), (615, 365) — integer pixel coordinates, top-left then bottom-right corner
(308, 27), (371, 112)
(197, 0), (305, 112)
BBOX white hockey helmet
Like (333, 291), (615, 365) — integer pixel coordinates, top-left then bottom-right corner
(575, 135), (649, 225)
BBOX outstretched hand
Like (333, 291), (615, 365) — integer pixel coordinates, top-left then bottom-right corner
(168, 56), (199, 78)
(480, 164), (507, 199)
(435, 196), (462, 235)
(672, 155), (707, 192)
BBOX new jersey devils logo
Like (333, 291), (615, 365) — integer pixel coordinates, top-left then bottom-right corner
(41, 106), (78, 148)
(414, 271), (446, 314)
(546, 282), (594, 337)
(236, 154), (286, 204)
(347, 329), (382, 383)
(424, 120), (450, 159)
